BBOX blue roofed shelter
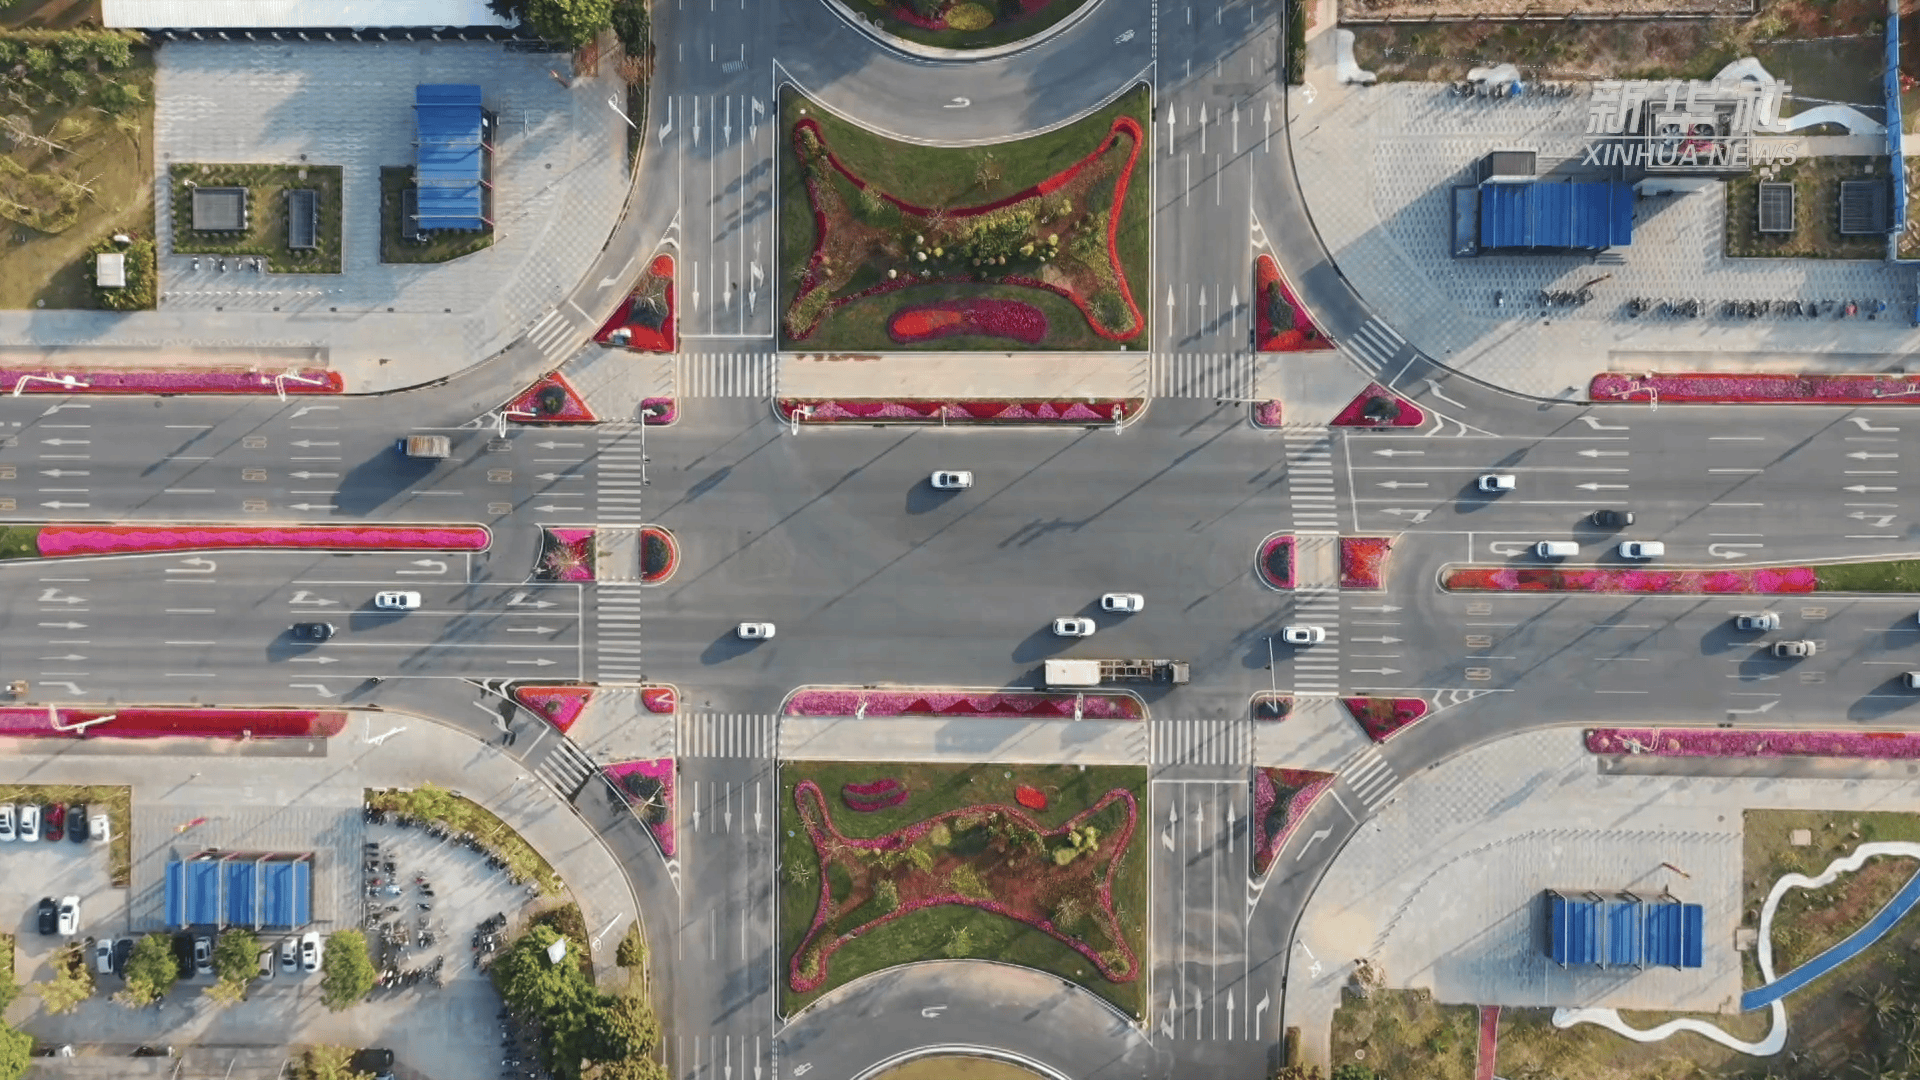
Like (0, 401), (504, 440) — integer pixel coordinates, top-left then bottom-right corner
(413, 84), (493, 232)
(1479, 182), (1635, 253)
(1546, 890), (1605, 966)
(165, 852), (313, 928)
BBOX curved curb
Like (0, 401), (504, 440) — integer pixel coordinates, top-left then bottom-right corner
(638, 525), (680, 587)
(1255, 530), (1295, 592)
(818, 0), (1108, 62)
(851, 1045), (1077, 1080)
(778, 952), (1146, 1029)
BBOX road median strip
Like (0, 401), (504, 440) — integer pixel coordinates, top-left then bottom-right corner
(13, 523), (490, 559)
(1439, 558), (1920, 594)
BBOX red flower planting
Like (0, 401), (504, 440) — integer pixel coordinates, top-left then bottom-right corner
(512, 685), (593, 735)
(1343, 697), (1430, 743)
(1443, 564), (1821, 594)
(505, 372), (596, 424)
(639, 526), (678, 584)
(1588, 728), (1920, 759)
(605, 758), (676, 857)
(641, 686), (677, 714)
(534, 528), (595, 582)
(1252, 767), (1335, 876)
(788, 780), (1140, 993)
(1591, 372), (1920, 405)
(0, 708), (345, 740)
(1015, 785), (1049, 811)
(778, 399), (1139, 424)
(1340, 537), (1392, 590)
(1257, 532), (1295, 590)
(783, 688), (1143, 720)
(843, 778), (909, 812)
(0, 368), (342, 395)
(1254, 256), (1333, 353)
(595, 254), (677, 353)
(36, 525), (488, 557)
(1331, 384), (1426, 428)
(640, 397), (677, 425)
(888, 299), (1048, 345)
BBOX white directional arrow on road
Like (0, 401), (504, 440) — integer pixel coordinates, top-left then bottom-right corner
(1225, 803), (1235, 853)
(1166, 110), (1175, 156)
(39, 438), (87, 446)
(1423, 379), (1466, 409)
(1198, 103), (1207, 154)
(290, 439), (339, 448)
(1576, 482), (1630, 491)
(1351, 667), (1401, 675)
(943, 97), (969, 108)
(1847, 485), (1899, 493)
(290, 683), (336, 698)
(1255, 990), (1271, 1035)
(39, 501), (88, 509)
(37, 589), (84, 605)
(1229, 286), (1239, 334)
(535, 441), (584, 450)
(1297, 828), (1332, 861)
(1371, 448), (1423, 457)
(287, 592), (338, 606)
(1849, 451), (1900, 459)
(508, 658), (558, 667)
(1709, 543), (1764, 560)
(1577, 448), (1629, 457)
(1851, 512), (1899, 527)
(37, 655), (85, 663)
(1851, 417), (1900, 432)
(536, 473), (584, 482)
(397, 559), (448, 576)
(37, 621), (84, 630)
(508, 593), (557, 609)
(534, 505), (585, 514)
(290, 656), (339, 664)
(1349, 604), (1402, 612)
(1579, 415), (1629, 431)
(38, 469), (86, 477)
(289, 404), (338, 419)
(507, 627), (559, 634)
(166, 558), (216, 574)
(1349, 635), (1402, 644)
(1728, 699), (1779, 715)
(1263, 101), (1272, 152)
(1226, 991), (1236, 1033)
(1380, 508), (1432, 523)
(1375, 481), (1426, 489)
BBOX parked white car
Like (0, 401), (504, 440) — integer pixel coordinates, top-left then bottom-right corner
(0, 804), (15, 842)
(930, 470), (973, 490)
(93, 938), (114, 975)
(300, 931), (322, 973)
(736, 622), (776, 640)
(1734, 612), (1780, 632)
(1100, 593), (1145, 613)
(56, 895), (78, 937)
(1281, 625), (1327, 646)
(1052, 617), (1096, 638)
(88, 813), (109, 843)
(19, 804), (39, 843)
(374, 591), (421, 611)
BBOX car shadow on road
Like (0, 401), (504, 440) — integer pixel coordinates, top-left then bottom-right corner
(905, 479), (957, 516)
(701, 631), (766, 666)
(1850, 679), (1920, 721)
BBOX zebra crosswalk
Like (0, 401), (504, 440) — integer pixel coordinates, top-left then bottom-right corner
(594, 432), (649, 525)
(1152, 718), (1248, 766)
(1342, 317), (1405, 375)
(1153, 352), (1256, 399)
(530, 736), (599, 799)
(678, 352), (772, 397)
(526, 308), (581, 365)
(1283, 429), (1339, 532)
(1336, 744), (1399, 813)
(1293, 584), (1342, 696)
(680, 713), (776, 759)
(593, 584), (645, 684)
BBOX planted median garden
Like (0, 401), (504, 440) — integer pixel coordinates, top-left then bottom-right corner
(780, 761), (1147, 1018)
(780, 85), (1149, 351)
(1443, 558), (1920, 595)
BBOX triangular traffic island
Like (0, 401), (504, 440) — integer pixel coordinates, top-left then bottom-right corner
(534, 528), (596, 582)
(639, 526), (679, 584)
(1339, 536), (1393, 590)
(505, 371), (596, 424)
(1331, 383), (1425, 428)
(1252, 767), (1335, 876)
(605, 759), (676, 857)
(1255, 255), (1333, 353)
(596, 254), (677, 353)
(512, 685), (594, 735)
(1344, 696), (1430, 743)
(1257, 532), (1295, 590)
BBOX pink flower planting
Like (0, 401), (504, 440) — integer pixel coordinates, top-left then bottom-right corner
(640, 686), (677, 714)
(1330, 384), (1426, 428)
(605, 759), (676, 857)
(640, 527), (678, 584)
(534, 528), (595, 582)
(0, 368), (342, 395)
(1252, 767), (1335, 876)
(1587, 728), (1920, 759)
(1253, 400), (1284, 428)
(1257, 532), (1295, 590)
(843, 778), (908, 812)
(889, 299), (1049, 345)
(36, 525), (489, 558)
(0, 708), (345, 739)
(1591, 372), (1920, 405)
(595, 255), (677, 353)
(1444, 564), (1821, 594)
(788, 780), (1140, 993)
(640, 397), (677, 425)
(505, 371), (596, 424)
(1254, 256), (1333, 354)
(1343, 696), (1430, 742)
(777, 398), (1139, 424)
(1340, 536), (1392, 590)
(783, 688), (1143, 720)
(512, 685), (594, 735)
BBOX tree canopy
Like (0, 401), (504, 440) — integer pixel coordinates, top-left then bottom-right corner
(120, 932), (178, 1007)
(319, 930), (377, 1011)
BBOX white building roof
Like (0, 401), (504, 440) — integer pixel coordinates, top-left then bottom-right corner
(95, 252), (126, 289)
(103, 0), (516, 29)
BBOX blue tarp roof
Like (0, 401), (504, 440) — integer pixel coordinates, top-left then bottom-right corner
(224, 861), (257, 928)
(414, 83), (486, 230)
(184, 860), (221, 926)
(261, 861), (311, 928)
(1645, 901), (1705, 969)
(164, 855), (310, 928)
(1548, 893), (1604, 966)
(164, 861), (186, 927)
(1606, 897), (1643, 967)
(1479, 182), (1634, 251)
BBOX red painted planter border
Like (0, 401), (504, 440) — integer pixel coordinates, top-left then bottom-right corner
(1331, 383), (1426, 428)
(605, 758), (676, 857)
(640, 526), (679, 584)
(1254, 255), (1334, 353)
(1252, 767), (1335, 876)
(1588, 727), (1920, 759)
(1257, 532), (1295, 591)
(0, 708), (345, 740)
(512, 685), (594, 735)
(777, 398), (1138, 424)
(506, 371), (596, 425)
(1343, 696), (1430, 743)
(0, 368), (342, 395)
(36, 525), (489, 557)
(595, 254), (677, 354)
(1443, 564), (1820, 594)
(1340, 536), (1393, 591)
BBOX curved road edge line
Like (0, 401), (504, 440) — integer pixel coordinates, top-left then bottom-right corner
(774, 65), (1153, 148)
(816, 0), (1111, 63)
(780, 955), (1146, 1029)
(851, 1043), (1079, 1080)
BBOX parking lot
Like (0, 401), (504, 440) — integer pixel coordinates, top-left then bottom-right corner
(0, 800), (116, 986)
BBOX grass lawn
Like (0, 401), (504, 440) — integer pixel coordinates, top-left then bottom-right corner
(1742, 809), (1920, 983)
(778, 84), (1151, 352)
(778, 761), (1147, 1019)
(379, 166), (494, 264)
(1329, 988), (1478, 1080)
(169, 163), (344, 274)
(0, 29), (154, 309)
(1725, 156), (1891, 260)
(1814, 558), (1920, 592)
(367, 785), (563, 896)
(0, 784), (130, 886)
(0, 527), (38, 559)
(863, 0), (1094, 51)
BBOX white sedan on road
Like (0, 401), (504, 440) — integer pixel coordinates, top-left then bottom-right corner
(1100, 593), (1144, 613)
(1281, 625), (1326, 646)
(930, 470), (973, 490)
(1052, 617), (1096, 638)
(374, 591), (421, 611)
(736, 622), (777, 640)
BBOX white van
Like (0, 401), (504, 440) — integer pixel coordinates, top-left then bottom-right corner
(1535, 541), (1578, 559)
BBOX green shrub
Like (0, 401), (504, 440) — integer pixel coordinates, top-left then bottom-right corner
(96, 80), (143, 114)
(945, 2), (994, 30)
(24, 47), (51, 76)
(319, 930), (377, 1010)
(947, 865), (990, 899)
(874, 879), (901, 912)
(119, 933), (178, 1007)
(942, 927), (973, 958)
(90, 238), (155, 311)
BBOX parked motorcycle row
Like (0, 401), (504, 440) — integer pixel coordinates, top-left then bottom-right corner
(1623, 296), (1891, 319)
(1445, 80), (1580, 99)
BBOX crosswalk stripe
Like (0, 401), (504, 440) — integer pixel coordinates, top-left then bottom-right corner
(678, 353), (771, 397)
(1339, 746), (1399, 811)
(1150, 719), (1247, 766)
(1342, 318), (1404, 374)
(532, 738), (598, 798)
(526, 309), (577, 363)
(680, 714), (775, 758)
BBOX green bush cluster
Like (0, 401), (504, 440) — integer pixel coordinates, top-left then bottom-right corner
(494, 923), (665, 1080)
(88, 237), (155, 311)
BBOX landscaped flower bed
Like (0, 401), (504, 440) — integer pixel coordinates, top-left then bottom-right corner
(783, 88), (1147, 350)
(1252, 767), (1335, 876)
(0, 368), (343, 395)
(1255, 256), (1332, 353)
(511, 685), (594, 735)
(640, 397), (677, 425)
(35, 525), (489, 558)
(595, 254), (677, 353)
(1587, 728), (1920, 759)
(888, 298), (1048, 344)
(1257, 532), (1295, 591)
(1015, 785), (1048, 810)
(783, 688), (1143, 720)
(844, 778), (909, 812)
(505, 372), (596, 424)
(1340, 536), (1393, 590)
(1442, 564), (1821, 594)
(788, 779), (1140, 993)
(640, 686), (677, 714)
(534, 528), (595, 582)
(1343, 696), (1430, 742)
(639, 526), (678, 584)
(777, 398), (1138, 424)
(0, 708), (345, 739)
(1591, 372), (1920, 405)
(1253, 400), (1284, 428)
(606, 759), (676, 857)
(1331, 384), (1426, 428)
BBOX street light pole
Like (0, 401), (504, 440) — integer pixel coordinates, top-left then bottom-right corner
(607, 94), (637, 131)
(1265, 636), (1279, 705)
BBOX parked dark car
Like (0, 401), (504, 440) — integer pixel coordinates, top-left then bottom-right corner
(35, 898), (56, 936)
(44, 804), (64, 842)
(67, 804), (86, 844)
(1589, 509), (1635, 528)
